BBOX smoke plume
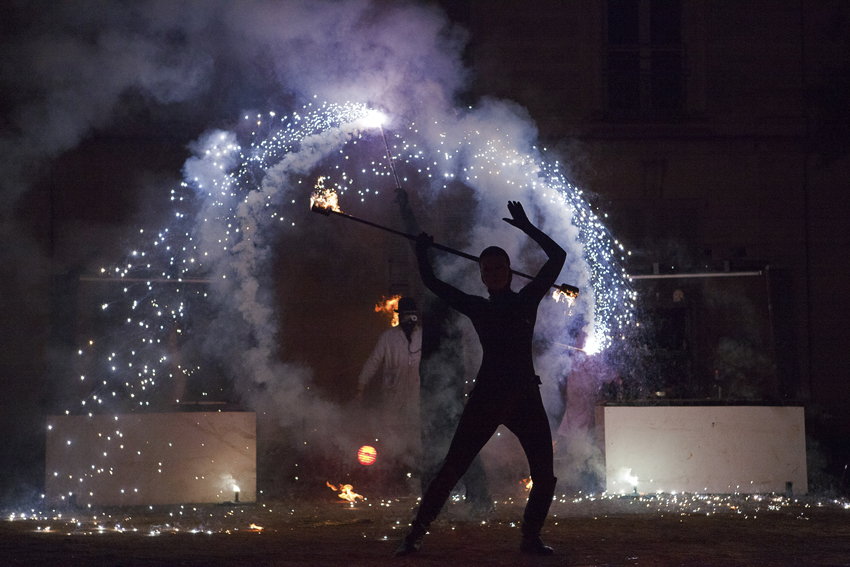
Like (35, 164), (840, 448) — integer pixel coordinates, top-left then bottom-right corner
(1, 0), (630, 499)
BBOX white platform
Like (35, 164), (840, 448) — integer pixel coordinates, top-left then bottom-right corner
(600, 406), (807, 495)
(46, 412), (256, 506)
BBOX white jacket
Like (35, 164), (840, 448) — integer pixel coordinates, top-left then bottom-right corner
(358, 325), (422, 411)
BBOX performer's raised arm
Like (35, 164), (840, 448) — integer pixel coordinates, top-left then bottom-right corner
(502, 201), (566, 298)
(414, 232), (471, 308)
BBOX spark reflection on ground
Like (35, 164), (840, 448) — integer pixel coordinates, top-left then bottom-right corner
(6, 493), (849, 537)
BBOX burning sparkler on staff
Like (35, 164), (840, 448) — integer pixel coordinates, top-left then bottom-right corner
(309, 181), (580, 302)
(309, 114), (579, 301)
(310, 176), (342, 213)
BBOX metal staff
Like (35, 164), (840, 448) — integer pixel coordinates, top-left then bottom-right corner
(310, 203), (579, 299)
(379, 123), (403, 191)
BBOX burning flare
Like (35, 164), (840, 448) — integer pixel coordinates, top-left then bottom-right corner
(552, 283), (579, 306)
(327, 482), (364, 502)
(361, 109), (386, 129)
(619, 467), (639, 487)
(357, 444), (377, 465)
(375, 295), (401, 327)
(310, 176), (342, 213)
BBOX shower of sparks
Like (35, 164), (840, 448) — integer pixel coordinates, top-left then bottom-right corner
(534, 159), (637, 354)
(56, 101), (377, 506)
(71, 101), (375, 412)
(59, 100), (635, 505)
(73, 102), (631, 415)
(386, 120), (636, 354)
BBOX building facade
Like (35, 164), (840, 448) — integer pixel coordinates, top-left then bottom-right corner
(448, 0), (849, 445)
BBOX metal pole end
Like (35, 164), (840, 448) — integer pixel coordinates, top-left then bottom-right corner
(557, 283), (580, 298)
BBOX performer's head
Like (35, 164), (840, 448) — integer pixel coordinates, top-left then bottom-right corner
(479, 246), (512, 293)
(395, 297), (419, 333)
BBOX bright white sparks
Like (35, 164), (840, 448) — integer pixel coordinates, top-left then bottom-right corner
(62, 101), (635, 508)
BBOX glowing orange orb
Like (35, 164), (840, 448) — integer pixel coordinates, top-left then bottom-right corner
(357, 445), (377, 466)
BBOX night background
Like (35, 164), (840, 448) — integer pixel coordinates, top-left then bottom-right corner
(1, 0), (849, 542)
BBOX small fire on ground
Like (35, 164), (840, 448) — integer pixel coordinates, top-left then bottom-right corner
(521, 478), (533, 491)
(327, 482), (364, 503)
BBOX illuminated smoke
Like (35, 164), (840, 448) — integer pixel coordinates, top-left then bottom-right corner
(76, 100), (635, 463)
(1, 0), (637, 497)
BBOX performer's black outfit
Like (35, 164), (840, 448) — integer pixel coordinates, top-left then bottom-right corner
(397, 202), (566, 556)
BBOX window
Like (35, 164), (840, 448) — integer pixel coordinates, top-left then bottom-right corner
(607, 0), (685, 117)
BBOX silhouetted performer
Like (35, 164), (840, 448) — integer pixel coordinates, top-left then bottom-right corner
(394, 188), (492, 513)
(355, 296), (422, 470)
(396, 201), (566, 557)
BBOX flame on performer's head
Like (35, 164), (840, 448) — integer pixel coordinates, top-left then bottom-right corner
(375, 295), (402, 327)
(310, 176), (342, 213)
(327, 481), (364, 502)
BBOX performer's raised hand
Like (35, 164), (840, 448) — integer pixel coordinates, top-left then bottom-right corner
(502, 201), (533, 232)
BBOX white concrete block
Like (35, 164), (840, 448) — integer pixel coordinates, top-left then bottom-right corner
(602, 406), (807, 494)
(46, 412), (256, 506)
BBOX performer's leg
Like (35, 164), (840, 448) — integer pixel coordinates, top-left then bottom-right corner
(396, 394), (499, 555)
(506, 387), (557, 555)
(416, 394), (499, 524)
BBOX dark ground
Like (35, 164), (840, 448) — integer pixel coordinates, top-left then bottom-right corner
(2, 491), (849, 567)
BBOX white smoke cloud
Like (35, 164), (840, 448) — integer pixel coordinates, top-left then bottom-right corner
(0, 1), (215, 212)
(0, 0), (627, 495)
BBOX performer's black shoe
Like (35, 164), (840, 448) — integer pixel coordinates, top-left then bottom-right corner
(394, 523), (427, 556)
(520, 535), (554, 555)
